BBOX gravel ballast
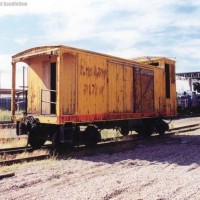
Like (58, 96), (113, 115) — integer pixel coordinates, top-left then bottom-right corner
(0, 118), (200, 200)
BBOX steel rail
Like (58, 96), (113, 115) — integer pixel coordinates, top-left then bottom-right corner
(0, 144), (52, 155)
(0, 172), (15, 180)
(0, 122), (199, 167)
(1, 134), (199, 167)
(0, 147), (33, 156)
(0, 154), (50, 166)
(1, 123), (199, 154)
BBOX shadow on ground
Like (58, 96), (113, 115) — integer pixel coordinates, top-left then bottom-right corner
(59, 133), (200, 167)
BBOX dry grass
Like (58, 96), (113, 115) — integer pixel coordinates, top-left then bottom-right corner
(0, 150), (57, 174)
(101, 129), (135, 140)
(0, 149), (49, 161)
(0, 109), (11, 121)
(101, 129), (122, 139)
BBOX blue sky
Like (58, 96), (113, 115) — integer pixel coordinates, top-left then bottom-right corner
(0, 0), (200, 88)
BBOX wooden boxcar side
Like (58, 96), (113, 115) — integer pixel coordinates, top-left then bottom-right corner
(58, 47), (176, 123)
(11, 45), (176, 148)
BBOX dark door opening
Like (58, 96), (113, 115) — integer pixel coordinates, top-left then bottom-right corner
(165, 64), (170, 98)
(51, 62), (56, 114)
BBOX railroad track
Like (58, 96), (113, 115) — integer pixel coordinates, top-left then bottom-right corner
(0, 121), (16, 129)
(52, 123), (200, 159)
(167, 123), (200, 134)
(0, 154), (50, 167)
(0, 145), (51, 166)
(0, 121), (12, 124)
(0, 123), (200, 167)
(0, 146), (32, 155)
(0, 144), (52, 155)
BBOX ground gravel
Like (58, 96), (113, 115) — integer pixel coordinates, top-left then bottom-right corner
(0, 118), (200, 200)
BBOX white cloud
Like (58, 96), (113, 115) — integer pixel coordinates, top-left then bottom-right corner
(1, 0), (200, 77)
(0, 55), (28, 89)
(0, 55), (12, 73)
(37, 1), (199, 41)
(14, 37), (28, 46)
(0, 55), (12, 88)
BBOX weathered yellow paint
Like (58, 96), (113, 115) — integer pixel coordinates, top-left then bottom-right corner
(56, 51), (61, 117)
(61, 52), (76, 114)
(77, 53), (108, 115)
(12, 46), (177, 124)
(154, 68), (165, 113)
(26, 55), (57, 115)
(123, 66), (133, 112)
(37, 115), (58, 124)
(116, 63), (124, 112)
(136, 57), (177, 115)
(108, 62), (117, 113)
(107, 62), (132, 113)
(41, 60), (51, 114)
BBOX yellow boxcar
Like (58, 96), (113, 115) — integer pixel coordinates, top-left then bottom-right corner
(11, 45), (176, 148)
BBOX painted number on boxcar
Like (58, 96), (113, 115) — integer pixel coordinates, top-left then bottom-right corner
(80, 65), (107, 79)
(80, 65), (108, 95)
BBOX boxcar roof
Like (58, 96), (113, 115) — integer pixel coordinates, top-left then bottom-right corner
(12, 45), (174, 68)
(12, 45), (60, 62)
(133, 56), (176, 63)
(11, 45), (142, 66)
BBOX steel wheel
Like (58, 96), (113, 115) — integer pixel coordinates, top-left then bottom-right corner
(120, 125), (129, 136)
(28, 126), (46, 149)
(136, 124), (154, 138)
(84, 126), (101, 147)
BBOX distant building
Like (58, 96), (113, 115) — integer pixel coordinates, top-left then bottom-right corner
(0, 89), (25, 110)
(176, 72), (200, 110)
(176, 72), (200, 93)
